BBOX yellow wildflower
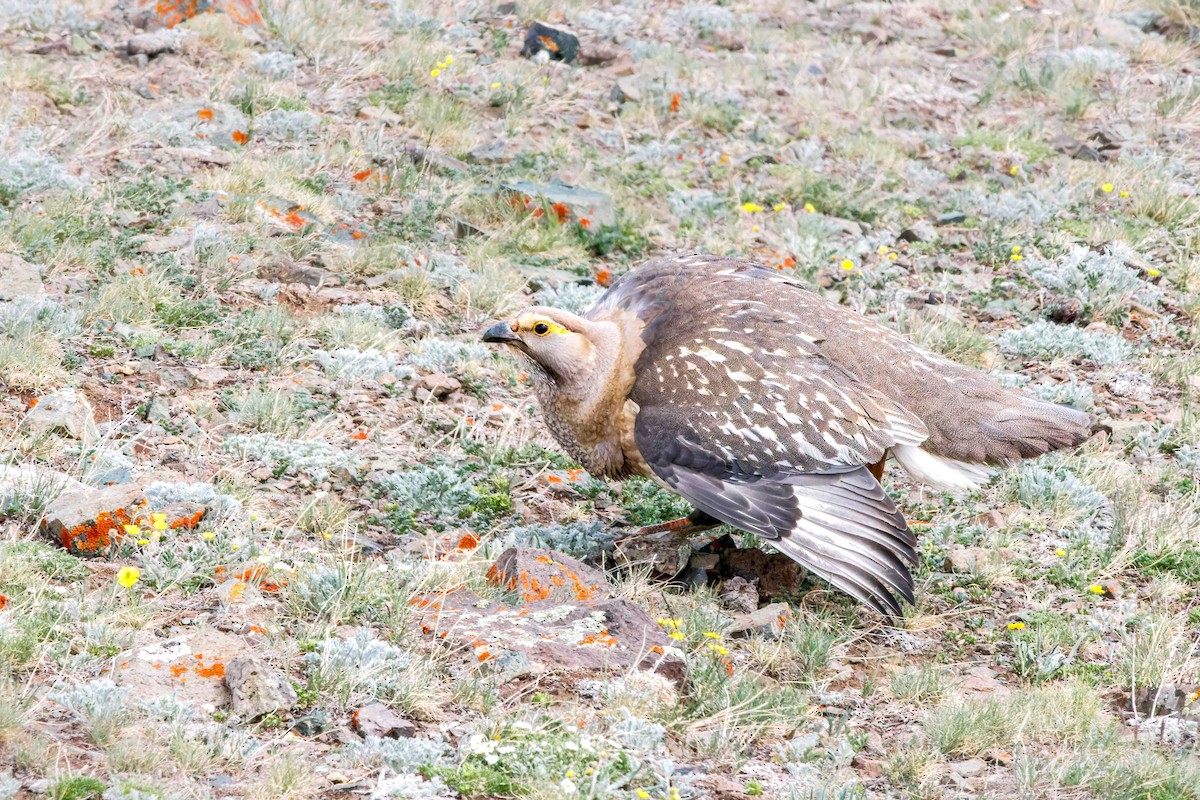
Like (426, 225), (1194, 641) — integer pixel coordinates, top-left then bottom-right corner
(1007, 621), (1025, 630)
(1011, 253), (1023, 262)
(202, 532), (216, 541)
(445, 55), (453, 64)
(122, 524), (140, 536)
(436, 61), (446, 69)
(491, 82), (502, 89)
(637, 791), (651, 800)
(708, 643), (729, 655)
(431, 69), (440, 77)
(566, 770), (575, 779)
(668, 632), (685, 641)
(1101, 183), (1114, 193)
(741, 202), (764, 213)
(136, 538), (150, 546)
(772, 202), (786, 211)
(887, 252), (898, 261)
(804, 202), (816, 213)
(702, 631), (722, 639)
(1119, 190), (1129, 198)
(841, 259), (854, 271)
(751, 225), (760, 232)
(1009, 165), (1019, 176)
(152, 519), (168, 531)
(1055, 548), (1067, 557)
(1089, 584), (1106, 595)
(1148, 268), (1161, 278)
(657, 618), (681, 628)
(878, 244), (890, 255)
(1011, 245), (1021, 254)
(116, 566), (140, 589)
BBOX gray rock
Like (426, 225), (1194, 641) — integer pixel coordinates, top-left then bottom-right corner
(414, 548), (684, 686)
(615, 529), (692, 576)
(943, 546), (1017, 574)
(1117, 9), (1164, 32)
(1095, 17), (1146, 48)
(719, 547), (809, 597)
(352, 702), (416, 739)
(936, 211), (967, 225)
(23, 389), (99, 444)
(718, 575), (759, 613)
(725, 602), (792, 639)
(502, 178), (615, 228)
(83, 451), (135, 486)
(126, 31), (178, 57)
(41, 483), (148, 556)
(0, 253), (45, 302)
(145, 396), (171, 424)
(413, 372), (462, 402)
(610, 79), (641, 104)
(899, 221), (938, 243)
(139, 229), (193, 254)
(292, 710), (330, 736)
(112, 628), (243, 708)
(489, 546), (611, 603)
(225, 655), (298, 719)
(950, 758), (987, 777)
(521, 21), (579, 63)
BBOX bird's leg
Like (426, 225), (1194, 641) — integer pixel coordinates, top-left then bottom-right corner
(867, 451), (888, 484)
(628, 508), (722, 539)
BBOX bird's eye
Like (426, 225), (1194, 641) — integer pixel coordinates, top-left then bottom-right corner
(533, 322), (550, 335)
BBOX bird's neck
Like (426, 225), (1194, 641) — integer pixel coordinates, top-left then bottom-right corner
(535, 320), (634, 477)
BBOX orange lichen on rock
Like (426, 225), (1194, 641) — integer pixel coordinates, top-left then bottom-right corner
(169, 508), (205, 530)
(142, 0), (264, 28)
(61, 504), (142, 555)
(194, 660), (225, 679)
(169, 664), (188, 678)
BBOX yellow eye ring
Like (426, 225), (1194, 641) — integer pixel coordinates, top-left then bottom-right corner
(533, 322), (550, 335)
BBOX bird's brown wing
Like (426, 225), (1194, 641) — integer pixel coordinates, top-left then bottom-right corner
(638, 347), (926, 614)
(634, 402), (919, 617)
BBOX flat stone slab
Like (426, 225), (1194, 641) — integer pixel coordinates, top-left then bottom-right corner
(110, 628), (246, 709)
(414, 547), (683, 685)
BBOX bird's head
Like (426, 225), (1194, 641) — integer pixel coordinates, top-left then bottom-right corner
(481, 306), (600, 385)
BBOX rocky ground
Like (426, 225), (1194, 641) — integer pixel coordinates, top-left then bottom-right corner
(2, 0), (1200, 798)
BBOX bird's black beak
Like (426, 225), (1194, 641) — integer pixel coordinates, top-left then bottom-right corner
(482, 320), (521, 344)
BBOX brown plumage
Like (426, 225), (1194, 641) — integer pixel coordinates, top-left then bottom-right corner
(482, 254), (1091, 616)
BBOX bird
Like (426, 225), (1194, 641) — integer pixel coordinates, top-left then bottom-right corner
(481, 254), (1091, 617)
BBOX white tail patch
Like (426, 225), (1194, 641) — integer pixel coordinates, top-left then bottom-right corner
(892, 444), (996, 493)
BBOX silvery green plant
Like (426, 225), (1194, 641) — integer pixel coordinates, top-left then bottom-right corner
(407, 339), (491, 371)
(251, 51), (302, 78)
(315, 346), (414, 382)
(369, 771), (456, 799)
(1013, 463), (1108, 525)
(0, 132), (81, 206)
(143, 480), (242, 520)
(1030, 377), (1094, 412)
(504, 521), (615, 560)
(258, 110), (321, 141)
(305, 629), (412, 708)
(348, 736), (451, 774)
(222, 433), (360, 482)
(51, 679), (131, 744)
(998, 320), (1135, 365)
(608, 710), (666, 755)
(0, 297), (80, 339)
(1022, 243), (1161, 321)
(375, 464), (479, 532)
(535, 282), (605, 315)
